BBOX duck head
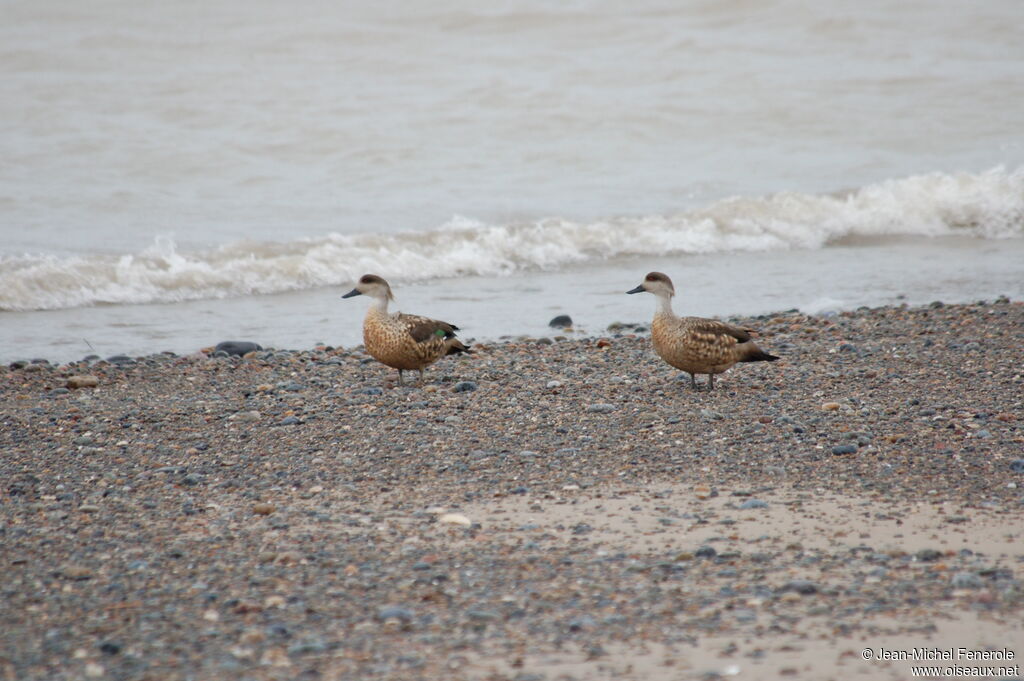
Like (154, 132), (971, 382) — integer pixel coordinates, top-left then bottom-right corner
(342, 274), (395, 301)
(626, 271), (675, 298)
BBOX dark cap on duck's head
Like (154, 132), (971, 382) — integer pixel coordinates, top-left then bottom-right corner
(627, 271), (675, 296)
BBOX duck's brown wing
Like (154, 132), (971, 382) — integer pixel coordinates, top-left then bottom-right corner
(398, 313), (460, 343)
(682, 318), (753, 344)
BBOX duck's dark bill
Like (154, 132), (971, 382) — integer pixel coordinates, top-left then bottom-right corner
(341, 288), (362, 298)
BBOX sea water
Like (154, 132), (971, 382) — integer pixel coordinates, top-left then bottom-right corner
(2, 0), (1022, 362)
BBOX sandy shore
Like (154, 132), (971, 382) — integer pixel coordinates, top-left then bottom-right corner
(2, 300), (1022, 681)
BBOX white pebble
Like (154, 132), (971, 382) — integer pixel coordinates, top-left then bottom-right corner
(438, 513), (472, 526)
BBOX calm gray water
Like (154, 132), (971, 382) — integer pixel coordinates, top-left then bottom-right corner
(2, 0), (1022, 361)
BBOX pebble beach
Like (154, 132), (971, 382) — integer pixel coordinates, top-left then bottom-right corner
(2, 300), (1023, 681)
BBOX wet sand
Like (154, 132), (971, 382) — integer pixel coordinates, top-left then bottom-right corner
(1, 300), (1022, 680)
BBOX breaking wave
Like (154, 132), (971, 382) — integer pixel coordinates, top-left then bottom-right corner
(2, 167), (1021, 311)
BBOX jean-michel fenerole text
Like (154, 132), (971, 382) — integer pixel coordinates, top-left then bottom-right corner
(872, 647), (1015, 661)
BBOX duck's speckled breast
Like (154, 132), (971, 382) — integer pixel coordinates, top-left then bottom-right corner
(363, 312), (447, 370)
(651, 313), (740, 375)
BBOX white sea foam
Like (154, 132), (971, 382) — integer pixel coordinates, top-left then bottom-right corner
(1, 168), (1021, 312)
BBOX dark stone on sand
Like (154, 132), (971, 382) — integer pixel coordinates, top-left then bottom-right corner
(453, 381), (477, 393)
(107, 355), (134, 364)
(278, 416), (302, 426)
(549, 315), (573, 328)
(781, 580), (819, 595)
(360, 387), (383, 395)
(214, 341), (263, 357)
(832, 444), (858, 455)
(9, 361), (28, 370)
(915, 548), (942, 562)
(695, 546), (717, 559)
(98, 641), (123, 656)
(586, 403), (615, 414)
(1010, 459), (1024, 473)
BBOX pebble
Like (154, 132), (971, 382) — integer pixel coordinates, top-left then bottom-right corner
(821, 402), (841, 411)
(831, 444), (858, 455)
(66, 375), (99, 389)
(585, 403), (615, 414)
(377, 606), (414, 622)
(915, 548), (943, 562)
(253, 503), (277, 516)
(438, 513), (471, 526)
(453, 381), (477, 393)
(98, 641), (122, 656)
(950, 572), (984, 589)
(739, 498), (768, 510)
(60, 565), (94, 580)
(1010, 459), (1024, 473)
(782, 580), (819, 595)
(548, 315), (573, 329)
(214, 341), (263, 357)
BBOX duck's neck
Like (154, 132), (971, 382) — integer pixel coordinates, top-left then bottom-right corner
(366, 295), (390, 317)
(654, 293), (675, 318)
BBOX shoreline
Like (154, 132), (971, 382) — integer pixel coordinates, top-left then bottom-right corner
(4, 234), (1024, 366)
(2, 300), (1022, 680)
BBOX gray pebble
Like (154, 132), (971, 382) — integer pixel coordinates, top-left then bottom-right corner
(832, 444), (858, 455)
(782, 580), (819, 595)
(453, 381), (477, 393)
(739, 498), (769, 510)
(377, 606), (414, 622)
(586, 403), (615, 414)
(950, 572), (984, 589)
(214, 341), (263, 357)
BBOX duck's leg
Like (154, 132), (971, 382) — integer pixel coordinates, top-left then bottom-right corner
(688, 373), (698, 390)
(417, 368), (425, 383)
(397, 369), (405, 386)
(707, 373), (715, 391)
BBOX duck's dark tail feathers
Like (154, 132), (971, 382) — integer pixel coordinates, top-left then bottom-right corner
(741, 349), (779, 363)
(446, 340), (472, 356)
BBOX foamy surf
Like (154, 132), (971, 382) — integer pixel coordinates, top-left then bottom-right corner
(2, 168), (1021, 312)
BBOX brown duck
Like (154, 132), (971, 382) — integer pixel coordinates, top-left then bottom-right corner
(627, 272), (778, 390)
(342, 274), (470, 384)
